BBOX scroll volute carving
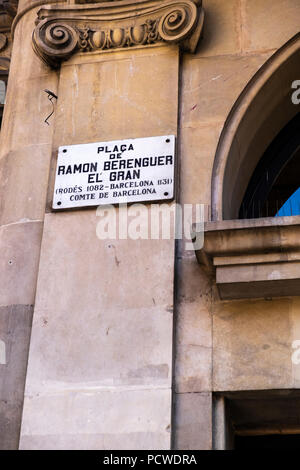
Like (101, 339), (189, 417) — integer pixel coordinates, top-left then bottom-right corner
(32, 0), (204, 68)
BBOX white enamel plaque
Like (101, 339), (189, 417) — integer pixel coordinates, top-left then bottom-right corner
(52, 135), (175, 209)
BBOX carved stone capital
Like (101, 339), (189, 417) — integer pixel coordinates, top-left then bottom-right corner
(32, 0), (204, 68)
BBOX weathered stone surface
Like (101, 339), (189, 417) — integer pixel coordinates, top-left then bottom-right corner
(0, 75), (57, 154)
(0, 305), (33, 399)
(24, 211), (173, 389)
(0, 304), (33, 450)
(0, 7), (56, 449)
(179, 124), (222, 205)
(173, 392), (212, 449)
(175, 344), (211, 393)
(181, 53), (273, 126)
(54, 47), (179, 143)
(175, 256), (212, 393)
(10, 10), (55, 83)
(195, 216), (300, 300)
(0, 145), (52, 225)
(20, 431), (169, 451)
(176, 270), (211, 349)
(0, 221), (43, 307)
(213, 298), (293, 391)
(290, 298), (300, 388)
(0, 8), (58, 229)
(200, 0), (241, 57)
(20, 389), (171, 450)
(21, 43), (179, 449)
(0, 400), (24, 450)
(242, 0), (300, 52)
(22, 202), (175, 449)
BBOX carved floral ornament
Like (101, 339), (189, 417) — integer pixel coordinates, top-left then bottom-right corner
(32, 0), (204, 68)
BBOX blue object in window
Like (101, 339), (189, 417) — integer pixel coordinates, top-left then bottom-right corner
(276, 187), (300, 217)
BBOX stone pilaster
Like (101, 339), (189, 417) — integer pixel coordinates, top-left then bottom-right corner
(0, 0), (58, 449)
(14, 0), (204, 449)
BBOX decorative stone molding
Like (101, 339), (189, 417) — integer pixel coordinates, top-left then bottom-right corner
(0, 0), (18, 19)
(0, 0), (17, 56)
(193, 216), (300, 300)
(32, 0), (204, 68)
(0, 0), (18, 55)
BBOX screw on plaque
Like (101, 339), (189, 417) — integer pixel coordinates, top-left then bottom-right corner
(44, 89), (58, 125)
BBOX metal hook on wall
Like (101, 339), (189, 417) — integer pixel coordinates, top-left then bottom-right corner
(44, 89), (58, 125)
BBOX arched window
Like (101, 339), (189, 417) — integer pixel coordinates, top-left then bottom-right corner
(239, 112), (300, 219)
(211, 33), (300, 222)
(194, 34), (300, 300)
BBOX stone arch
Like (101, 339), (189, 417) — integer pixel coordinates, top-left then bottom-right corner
(211, 33), (300, 221)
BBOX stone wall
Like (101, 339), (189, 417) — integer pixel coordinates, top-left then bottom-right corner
(173, 0), (300, 449)
(0, 0), (299, 450)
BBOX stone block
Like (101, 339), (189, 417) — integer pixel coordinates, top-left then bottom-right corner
(181, 53), (272, 126)
(0, 304), (33, 449)
(199, 0), (241, 57)
(0, 221), (43, 306)
(173, 392), (212, 450)
(242, 0), (300, 52)
(20, 388), (171, 450)
(213, 298), (293, 391)
(0, 145), (52, 225)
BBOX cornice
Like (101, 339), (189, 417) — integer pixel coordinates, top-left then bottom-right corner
(32, 0), (204, 68)
(193, 216), (300, 300)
